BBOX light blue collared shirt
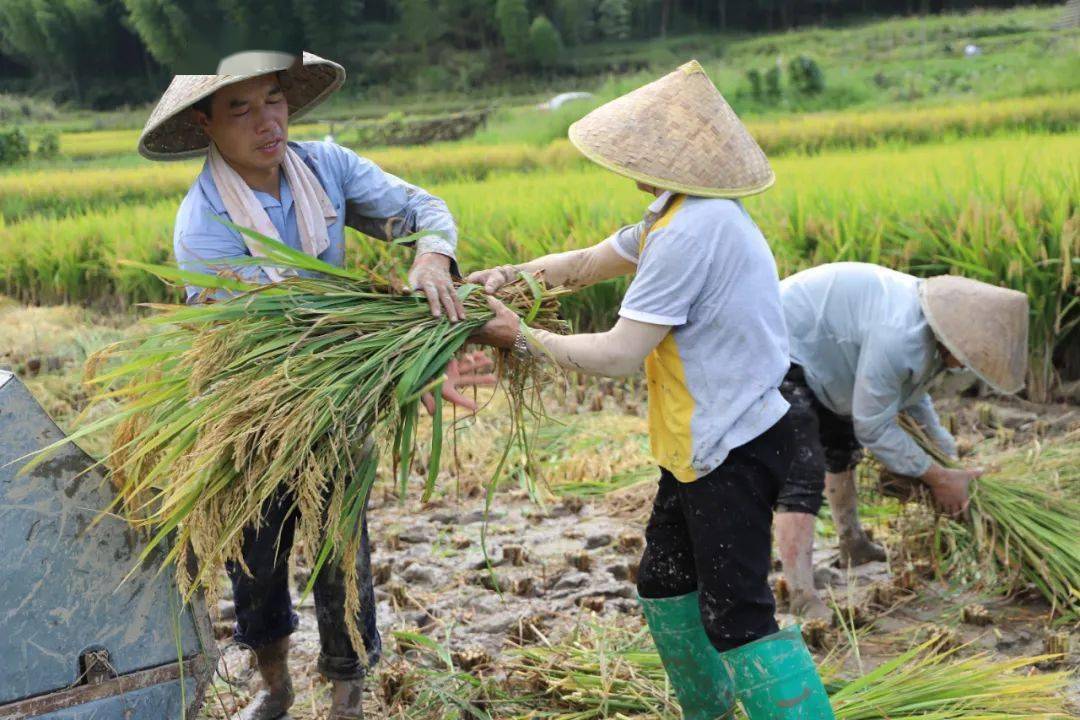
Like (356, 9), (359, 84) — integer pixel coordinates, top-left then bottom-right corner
(173, 140), (458, 301)
(780, 262), (957, 477)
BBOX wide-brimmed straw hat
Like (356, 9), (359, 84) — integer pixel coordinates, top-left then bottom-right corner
(138, 50), (345, 161)
(919, 276), (1029, 394)
(568, 59), (774, 198)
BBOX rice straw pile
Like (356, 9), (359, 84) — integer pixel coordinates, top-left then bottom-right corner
(899, 415), (1080, 621)
(498, 623), (1071, 719)
(381, 622), (1071, 718)
(27, 228), (567, 654)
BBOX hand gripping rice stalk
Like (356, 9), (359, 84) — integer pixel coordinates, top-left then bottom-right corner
(899, 415), (1080, 622)
(26, 226), (568, 657)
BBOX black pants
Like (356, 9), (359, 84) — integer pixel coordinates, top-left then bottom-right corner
(776, 364), (863, 516)
(226, 484), (382, 680)
(637, 413), (795, 652)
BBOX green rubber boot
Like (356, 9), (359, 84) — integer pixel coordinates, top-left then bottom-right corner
(638, 593), (736, 720)
(719, 625), (835, 719)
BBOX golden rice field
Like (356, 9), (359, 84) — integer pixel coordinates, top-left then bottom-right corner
(28, 91), (1079, 163)
(3, 132), (1075, 397)
(1, 100), (1077, 401)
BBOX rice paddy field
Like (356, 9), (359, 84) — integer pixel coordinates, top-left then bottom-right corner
(0, 6), (1078, 719)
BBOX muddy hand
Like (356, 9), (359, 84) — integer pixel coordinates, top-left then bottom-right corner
(922, 465), (980, 517)
(465, 265), (518, 295)
(407, 253), (465, 322)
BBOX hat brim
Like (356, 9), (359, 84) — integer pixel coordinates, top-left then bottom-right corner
(138, 52), (344, 161)
(918, 279), (1027, 395)
(569, 120), (776, 198)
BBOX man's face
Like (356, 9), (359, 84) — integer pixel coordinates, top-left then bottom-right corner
(195, 74), (289, 172)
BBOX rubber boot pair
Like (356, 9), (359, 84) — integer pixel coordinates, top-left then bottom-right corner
(640, 593), (835, 719)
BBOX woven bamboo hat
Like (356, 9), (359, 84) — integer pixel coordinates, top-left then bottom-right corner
(138, 50), (345, 161)
(567, 59), (774, 198)
(919, 276), (1029, 394)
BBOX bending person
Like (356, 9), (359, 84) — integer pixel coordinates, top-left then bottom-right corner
(773, 262), (1029, 619)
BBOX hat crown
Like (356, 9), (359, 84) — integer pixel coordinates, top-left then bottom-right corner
(216, 50), (295, 76)
(920, 276), (1029, 394)
(567, 59), (774, 198)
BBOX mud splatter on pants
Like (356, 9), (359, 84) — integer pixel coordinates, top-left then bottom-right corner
(226, 484), (382, 680)
(775, 363), (863, 516)
(637, 412), (795, 652)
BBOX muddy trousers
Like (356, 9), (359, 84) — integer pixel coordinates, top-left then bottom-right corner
(637, 412), (836, 718)
(226, 484), (382, 681)
(636, 413), (794, 651)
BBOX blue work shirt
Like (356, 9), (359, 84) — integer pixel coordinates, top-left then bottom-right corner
(780, 262), (957, 477)
(173, 140), (458, 301)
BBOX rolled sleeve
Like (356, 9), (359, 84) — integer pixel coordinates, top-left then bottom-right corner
(618, 228), (707, 327)
(851, 331), (934, 477)
(604, 222), (644, 265)
(330, 143), (458, 265)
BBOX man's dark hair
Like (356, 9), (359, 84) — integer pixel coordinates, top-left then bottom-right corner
(192, 94), (213, 118)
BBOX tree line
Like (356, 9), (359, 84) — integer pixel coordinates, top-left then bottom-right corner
(0, 0), (1050, 109)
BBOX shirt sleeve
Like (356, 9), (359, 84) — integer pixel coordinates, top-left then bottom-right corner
(528, 316), (671, 377)
(174, 224), (270, 303)
(327, 143), (459, 266)
(618, 227), (709, 327)
(851, 329), (935, 477)
(902, 392), (958, 460)
(603, 222), (644, 264)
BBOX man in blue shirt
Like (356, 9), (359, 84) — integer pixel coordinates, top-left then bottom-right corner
(138, 51), (489, 720)
(773, 263), (1029, 619)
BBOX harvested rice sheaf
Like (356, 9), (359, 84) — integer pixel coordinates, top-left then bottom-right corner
(26, 228), (567, 656)
(899, 416), (1080, 621)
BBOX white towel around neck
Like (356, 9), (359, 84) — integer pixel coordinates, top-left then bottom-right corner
(207, 141), (337, 282)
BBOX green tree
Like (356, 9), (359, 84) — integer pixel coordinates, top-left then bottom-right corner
(495, 0), (529, 61)
(291, 0), (365, 59)
(0, 0), (127, 98)
(528, 15), (562, 69)
(439, 0), (496, 48)
(597, 0), (630, 40)
(396, 0), (447, 52)
(553, 0), (595, 45)
(123, 0), (301, 73)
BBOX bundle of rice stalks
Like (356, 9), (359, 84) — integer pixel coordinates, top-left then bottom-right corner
(26, 227), (567, 653)
(494, 622), (1071, 719)
(899, 415), (1080, 621)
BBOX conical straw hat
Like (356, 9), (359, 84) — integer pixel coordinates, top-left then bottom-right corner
(138, 50), (344, 161)
(568, 60), (774, 198)
(919, 276), (1029, 394)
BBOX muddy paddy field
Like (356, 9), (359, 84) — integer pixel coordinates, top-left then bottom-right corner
(3, 296), (1078, 720)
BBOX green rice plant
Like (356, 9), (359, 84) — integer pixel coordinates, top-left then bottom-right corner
(900, 416), (1080, 621)
(748, 93), (1080, 156)
(8, 94), (1076, 220)
(23, 228), (568, 655)
(0, 142), (583, 220)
